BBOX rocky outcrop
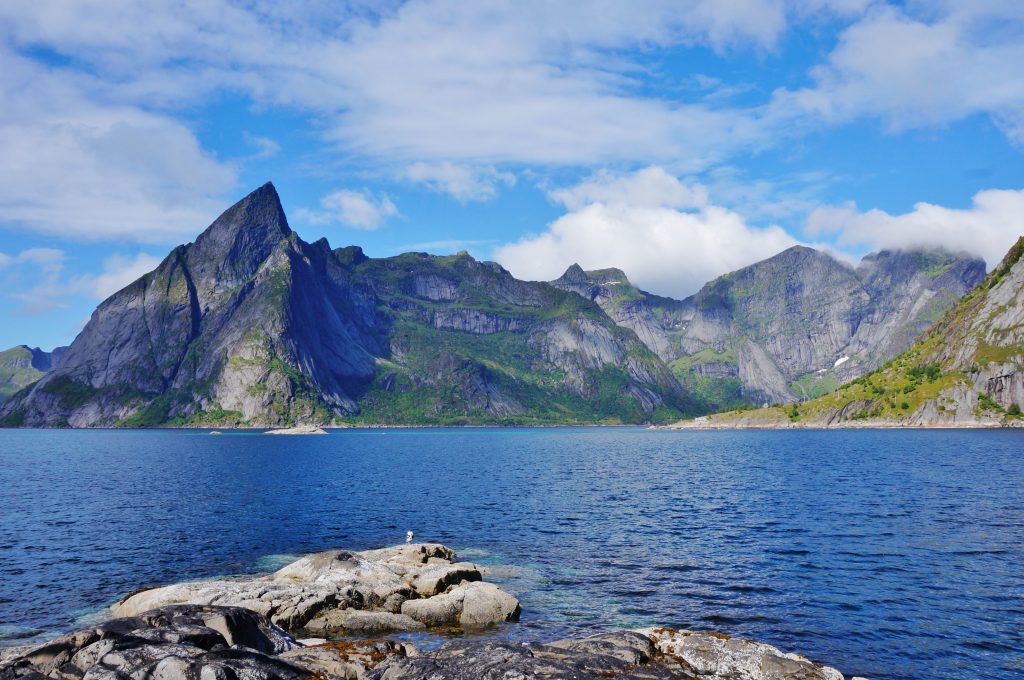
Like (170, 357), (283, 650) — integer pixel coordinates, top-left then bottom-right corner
(113, 545), (519, 635)
(1, 613), (858, 680)
(553, 246), (985, 410)
(0, 604), (308, 680)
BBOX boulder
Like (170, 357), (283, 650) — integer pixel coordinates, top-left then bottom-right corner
(400, 582), (521, 628)
(112, 545), (518, 636)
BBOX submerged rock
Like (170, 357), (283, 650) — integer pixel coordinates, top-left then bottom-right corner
(113, 544), (519, 636)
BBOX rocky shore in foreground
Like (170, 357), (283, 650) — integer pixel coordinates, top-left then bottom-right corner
(0, 544), (861, 679)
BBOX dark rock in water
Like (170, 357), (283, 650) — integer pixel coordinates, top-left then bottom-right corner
(0, 604), (306, 680)
(1, 615), (856, 680)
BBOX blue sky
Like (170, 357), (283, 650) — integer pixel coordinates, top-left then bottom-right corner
(1, 1), (1023, 350)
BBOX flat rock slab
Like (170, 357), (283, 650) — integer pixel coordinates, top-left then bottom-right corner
(112, 544), (519, 636)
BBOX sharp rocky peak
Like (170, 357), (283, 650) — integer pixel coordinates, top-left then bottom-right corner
(557, 263), (589, 283)
(189, 182), (293, 281)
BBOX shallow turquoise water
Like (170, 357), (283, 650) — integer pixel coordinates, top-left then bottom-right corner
(1, 427), (1022, 679)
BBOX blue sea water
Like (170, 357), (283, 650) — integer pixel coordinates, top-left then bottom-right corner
(0, 427), (1022, 679)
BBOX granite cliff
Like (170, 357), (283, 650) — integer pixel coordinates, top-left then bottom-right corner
(667, 237), (1024, 428)
(0, 184), (689, 427)
(552, 245), (984, 410)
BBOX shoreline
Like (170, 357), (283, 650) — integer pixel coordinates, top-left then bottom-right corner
(0, 544), (861, 680)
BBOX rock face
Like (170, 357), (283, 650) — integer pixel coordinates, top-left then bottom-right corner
(669, 237), (1024, 429)
(0, 184), (690, 427)
(552, 246), (984, 410)
(1, 617), (855, 680)
(113, 544), (519, 635)
(0, 346), (67, 402)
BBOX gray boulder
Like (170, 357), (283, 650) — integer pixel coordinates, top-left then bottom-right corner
(113, 545), (518, 636)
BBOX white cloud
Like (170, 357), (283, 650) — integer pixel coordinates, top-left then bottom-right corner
(772, 4), (1024, 139)
(243, 132), (281, 160)
(0, 1), (795, 178)
(495, 167), (799, 297)
(806, 187), (1024, 268)
(2, 247), (162, 315)
(0, 48), (237, 244)
(297, 189), (399, 230)
(405, 163), (516, 203)
(549, 166), (708, 211)
(72, 253), (164, 299)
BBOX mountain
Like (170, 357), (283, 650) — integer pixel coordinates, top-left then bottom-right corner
(552, 245), (984, 410)
(0, 183), (692, 428)
(668, 237), (1024, 428)
(0, 345), (67, 401)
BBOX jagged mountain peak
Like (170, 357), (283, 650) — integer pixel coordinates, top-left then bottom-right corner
(556, 264), (632, 287)
(557, 263), (589, 283)
(189, 182), (292, 281)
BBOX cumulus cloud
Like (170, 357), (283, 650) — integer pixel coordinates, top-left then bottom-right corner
(0, 48), (237, 244)
(0, 1), (802, 180)
(494, 167), (800, 298)
(297, 189), (399, 230)
(405, 163), (516, 203)
(806, 188), (1024, 269)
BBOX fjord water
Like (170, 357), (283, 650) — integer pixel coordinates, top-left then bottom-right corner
(1, 429), (1021, 679)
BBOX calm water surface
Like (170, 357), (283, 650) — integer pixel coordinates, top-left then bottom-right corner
(0, 428), (1022, 679)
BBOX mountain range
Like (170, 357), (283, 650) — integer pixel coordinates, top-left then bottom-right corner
(670, 237), (1024, 428)
(0, 183), (991, 427)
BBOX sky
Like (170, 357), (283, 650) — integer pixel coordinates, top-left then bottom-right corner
(1, 0), (1023, 350)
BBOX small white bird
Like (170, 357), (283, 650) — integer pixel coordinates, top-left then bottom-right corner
(406, 530), (414, 544)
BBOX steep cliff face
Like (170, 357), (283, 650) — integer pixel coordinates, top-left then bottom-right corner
(670, 237), (1024, 428)
(0, 185), (691, 427)
(552, 245), (985, 410)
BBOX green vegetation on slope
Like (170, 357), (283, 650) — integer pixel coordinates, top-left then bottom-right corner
(0, 346), (45, 402)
